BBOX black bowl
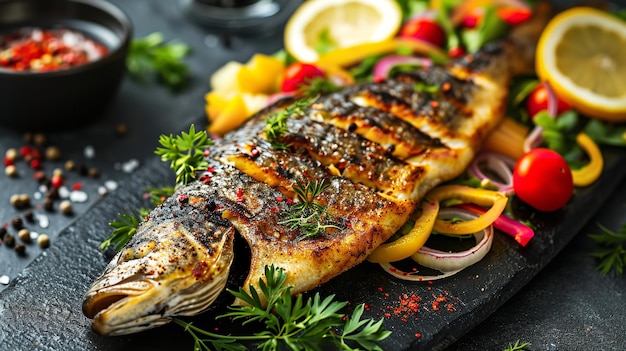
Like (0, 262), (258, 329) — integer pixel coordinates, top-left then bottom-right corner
(0, 0), (132, 131)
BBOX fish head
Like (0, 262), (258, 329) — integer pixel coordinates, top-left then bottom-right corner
(82, 220), (235, 336)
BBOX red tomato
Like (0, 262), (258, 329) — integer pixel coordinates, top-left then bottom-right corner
(497, 7), (532, 26)
(526, 82), (572, 119)
(280, 62), (325, 93)
(399, 18), (446, 47)
(513, 148), (573, 212)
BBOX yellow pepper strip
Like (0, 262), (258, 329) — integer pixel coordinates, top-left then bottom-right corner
(427, 185), (508, 235)
(571, 132), (604, 187)
(316, 38), (447, 68)
(367, 200), (439, 263)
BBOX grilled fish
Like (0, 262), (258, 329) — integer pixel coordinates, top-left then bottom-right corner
(82, 4), (550, 336)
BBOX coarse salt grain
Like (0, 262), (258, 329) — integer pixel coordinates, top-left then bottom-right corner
(0, 275), (9, 285)
(84, 145), (95, 159)
(116, 159), (140, 173)
(104, 180), (118, 191)
(70, 190), (88, 203)
(30, 231), (39, 240)
(36, 213), (49, 228)
(58, 186), (70, 199)
(98, 186), (108, 196)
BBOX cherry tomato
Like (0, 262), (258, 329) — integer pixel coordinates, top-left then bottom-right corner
(399, 18), (446, 47)
(280, 62), (325, 93)
(526, 82), (572, 119)
(497, 7), (532, 26)
(513, 148), (573, 212)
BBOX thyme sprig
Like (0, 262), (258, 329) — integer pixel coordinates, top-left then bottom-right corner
(175, 265), (391, 351)
(280, 179), (340, 239)
(589, 222), (626, 275)
(265, 98), (314, 149)
(155, 124), (213, 185)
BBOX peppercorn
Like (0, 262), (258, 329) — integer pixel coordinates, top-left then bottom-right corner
(14, 243), (26, 255)
(33, 170), (47, 183)
(18, 228), (31, 243)
(116, 123), (127, 137)
(33, 133), (47, 146)
(50, 174), (63, 188)
(24, 209), (35, 223)
(43, 197), (54, 212)
(5, 148), (18, 161)
(64, 160), (76, 171)
(37, 234), (50, 248)
(5, 164), (18, 177)
(11, 216), (23, 230)
(0, 227), (6, 236)
(46, 187), (59, 200)
(88, 167), (100, 178)
(59, 200), (72, 214)
(45, 146), (62, 161)
(3, 233), (15, 247)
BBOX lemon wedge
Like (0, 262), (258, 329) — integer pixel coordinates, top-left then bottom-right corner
(536, 7), (626, 122)
(284, 0), (402, 63)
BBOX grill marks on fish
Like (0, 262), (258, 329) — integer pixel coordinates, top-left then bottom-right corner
(83, 17), (542, 333)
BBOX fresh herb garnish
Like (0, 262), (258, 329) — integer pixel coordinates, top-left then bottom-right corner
(583, 119), (626, 147)
(461, 5), (509, 53)
(280, 179), (340, 239)
(589, 222), (626, 275)
(100, 212), (143, 251)
(155, 124), (213, 185)
(298, 76), (342, 98)
(175, 265), (391, 351)
(145, 186), (176, 206)
(126, 32), (191, 90)
(533, 110), (586, 168)
(414, 81), (440, 95)
(265, 98), (313, 149)
(503, 340), (531, 351)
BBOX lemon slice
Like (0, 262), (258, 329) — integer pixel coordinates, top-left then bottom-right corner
(284, 0), (402, 63)
(536, 7), (626, 122)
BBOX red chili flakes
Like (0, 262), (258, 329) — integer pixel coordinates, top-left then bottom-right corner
(3, 157), (14, 167)
(192, 261), (208, 279)
(177, 193), (189, 203)
(206, 166), (215, 173)
(430, 100), (440, 108)
(29, 159), (41, 170)
(415, 333), (422, 339)
(275, 196), (283, 202)
(235, 187), (244, 202)
(199, 174), (212, 184)
(50, 174), (63, 188)
(72, 182), (82, 191)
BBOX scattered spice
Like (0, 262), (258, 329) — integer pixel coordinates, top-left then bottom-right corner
(59, 200), (73, 215)
(37, 234), (50, 248)
(45, 146), (62, 161)
(11, 216), (23, 230)
(5, 164), (18, 177)
(14, 243), (26, 255)
(17, 228), (31, 243)
(3, 233), (15, 247)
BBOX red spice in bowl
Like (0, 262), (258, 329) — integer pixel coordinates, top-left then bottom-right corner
(0, 27), (109, 72)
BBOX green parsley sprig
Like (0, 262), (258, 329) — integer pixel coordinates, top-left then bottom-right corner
(589, 222), (626, 275)
(155, 124), (213, 185)
(175, 265), (391, 351)
(280, 179), (341, 239)
(126, 32), (191, 90)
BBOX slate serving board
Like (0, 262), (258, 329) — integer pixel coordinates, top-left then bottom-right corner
(0, 133), (624, 351)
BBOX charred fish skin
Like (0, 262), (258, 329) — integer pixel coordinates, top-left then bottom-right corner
(83, 5), (551, 335)
(82, 184), (236, 336)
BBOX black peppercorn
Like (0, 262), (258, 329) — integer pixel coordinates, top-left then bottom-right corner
(14, 243), (26, 256)
(3, 233), (15, 247)
(43, 197), (54, 212)
(11, 216), (23, 230)
(24, 209), (35, 223)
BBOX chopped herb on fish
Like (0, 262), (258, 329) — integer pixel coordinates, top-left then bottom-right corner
(299, 77), (342, 98)
(175, 265), (391, 351)
(146, 186), (176, 205)
(155, 124), (213, 185)
(280, 179), (341, 239)
(264, 98), (314, 149)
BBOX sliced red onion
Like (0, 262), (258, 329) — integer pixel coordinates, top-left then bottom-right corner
(544, 82), (558, 117)
(378, 208), (494, 281)
(468, 151), (516, 195)
(265, 92), (295, 106)
(372, 55), (432, 82)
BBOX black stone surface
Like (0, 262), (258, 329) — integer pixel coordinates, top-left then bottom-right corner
(1, 1), (625, 350)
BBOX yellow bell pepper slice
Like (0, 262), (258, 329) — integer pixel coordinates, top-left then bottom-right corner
(316, 38), (447, 68)
(427, 185), (508, 235)
(571, 132), (603, 187)
(367, 200), (439, 263)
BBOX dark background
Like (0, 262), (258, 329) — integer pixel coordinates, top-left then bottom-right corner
(1, 0), (625, 350)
